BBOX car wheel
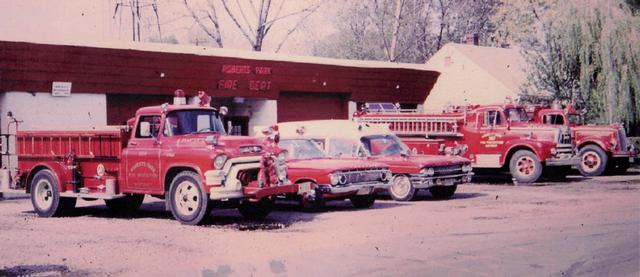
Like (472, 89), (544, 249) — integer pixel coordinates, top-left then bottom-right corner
(168, 171), (212, 225)
(105, 194), (145, 214)
(509, 150), (543, 184)
(578, 145), (608, 176)
(238, 198), (274, 220)
(429, 185), (457, 199)
(349, 195), (376, 208)
(389, 175), (415, 201)
(30, 169), (76, 217)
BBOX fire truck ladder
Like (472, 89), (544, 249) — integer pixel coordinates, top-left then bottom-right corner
(357, 115), (463, 137)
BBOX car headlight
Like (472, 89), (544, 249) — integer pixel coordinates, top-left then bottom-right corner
(462, 164), (473, 172)
(380, 171), (392, 181)
(330, 172), (347, 186)
(421, 168), (435, 176)
(213, 154), (227, 169)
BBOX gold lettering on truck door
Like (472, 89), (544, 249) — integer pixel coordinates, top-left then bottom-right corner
(480, 133), (504, 148)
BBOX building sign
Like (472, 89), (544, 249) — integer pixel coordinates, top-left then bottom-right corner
(218, 65), (272, 92)
(51, 81), (72, 97)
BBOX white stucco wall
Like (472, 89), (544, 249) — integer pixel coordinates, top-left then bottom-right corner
(0, 91), (107, 167)
(246, 99), (277, 136)
(348, 101), (357, 119)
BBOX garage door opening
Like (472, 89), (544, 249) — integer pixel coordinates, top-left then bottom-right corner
(278, 92), (349, 123)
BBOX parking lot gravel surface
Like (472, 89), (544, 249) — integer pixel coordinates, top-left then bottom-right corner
(1, 170), (639, 276)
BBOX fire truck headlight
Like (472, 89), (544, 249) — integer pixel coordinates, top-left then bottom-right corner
(213, 154), (228, 169)
(444, 147), (454, 156)
(459, 144), (469, 155)
(421, 168), (435, 176)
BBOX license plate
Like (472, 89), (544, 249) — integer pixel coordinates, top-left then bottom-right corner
(357, 187), (372, 195)
(298, 183), (312, 194)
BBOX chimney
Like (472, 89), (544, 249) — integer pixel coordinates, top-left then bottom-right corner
(465, 33), (479, 45)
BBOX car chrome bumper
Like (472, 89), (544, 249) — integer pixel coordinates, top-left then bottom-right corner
(409, 172), (474, 189)
(305, 181), (390, 196)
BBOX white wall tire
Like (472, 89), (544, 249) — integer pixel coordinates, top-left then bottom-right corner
(389, 175), (415, 201)
(30, 169), (76, 217)
(168, 171), (211, 225)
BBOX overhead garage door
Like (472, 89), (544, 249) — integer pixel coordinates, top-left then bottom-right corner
(277, 92), (349, 123)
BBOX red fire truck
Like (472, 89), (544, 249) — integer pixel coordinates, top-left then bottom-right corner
(528, 104), (637, 176)
(354, 103), (579, 184)
(0, 91), (297, 225)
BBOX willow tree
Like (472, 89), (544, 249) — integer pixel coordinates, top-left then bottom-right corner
(521, 1), (640, 134)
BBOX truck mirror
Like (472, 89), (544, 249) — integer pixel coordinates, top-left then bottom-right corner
(139, 122), (151, 137)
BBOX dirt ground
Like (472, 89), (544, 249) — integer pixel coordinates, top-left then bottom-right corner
(1, 170), (639, 277)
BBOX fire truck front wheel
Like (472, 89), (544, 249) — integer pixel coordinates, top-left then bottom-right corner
(168, 171), (212, 225)
(389, 175), (415, 201)
(509, 150), (543, 184)
(238, 198), (274, 220)
(30, 169), (76, 217)
(578, 145), (608, 176)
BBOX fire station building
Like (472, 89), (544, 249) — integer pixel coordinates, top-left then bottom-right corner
(0, 39), (439, 137)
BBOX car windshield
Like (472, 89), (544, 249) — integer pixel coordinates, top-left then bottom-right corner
(327, 138), (362, 158)
(164, 109), (226, 136)
(504, 108), (529, 122)
(360, 134), (408, 156)
(279, 139), (327, 160)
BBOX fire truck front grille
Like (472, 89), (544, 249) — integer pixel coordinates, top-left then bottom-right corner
(558, 133), (572, 145)
(618, 128), (628, 151)
(341, 169), (387, 184)
(433, 164), (463, 177)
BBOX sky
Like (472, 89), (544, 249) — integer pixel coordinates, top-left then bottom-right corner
(0, 0), (336, 55)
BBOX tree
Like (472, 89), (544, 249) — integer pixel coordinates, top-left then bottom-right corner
(520, 1), (640, 133)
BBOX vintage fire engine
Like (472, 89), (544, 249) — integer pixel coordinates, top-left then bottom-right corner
(528, 103), (637, 176)
(276, 120), (473, 201)
(275, 137), (392, 210)
(0, 90), (296, 225)
(354, 102), (579, 184)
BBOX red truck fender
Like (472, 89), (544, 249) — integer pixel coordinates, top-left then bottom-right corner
(502, 142), (544, 166)
(24, 162), (67, 193)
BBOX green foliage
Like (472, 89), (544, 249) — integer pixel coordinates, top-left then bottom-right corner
(520, 1), (640, 134)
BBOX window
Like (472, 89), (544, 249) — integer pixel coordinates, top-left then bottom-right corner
(136, 116), (161, 138)
(543, 114), (564, 125)
(483, 110), (502, 126)
(163, 109), (225, 137)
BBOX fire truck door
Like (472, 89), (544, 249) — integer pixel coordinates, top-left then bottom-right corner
(472, 110), (508, 167)
(124, 115), (162, 192)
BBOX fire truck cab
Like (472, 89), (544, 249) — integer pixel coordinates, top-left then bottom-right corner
(0, 90), (296, 225)
(355, 103), (579, 184)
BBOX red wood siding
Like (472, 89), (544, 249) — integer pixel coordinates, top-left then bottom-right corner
(277, 92), (348, 122)
(0, 41), (439, 104)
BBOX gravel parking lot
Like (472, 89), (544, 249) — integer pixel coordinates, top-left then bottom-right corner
(1, 170), (639, 276)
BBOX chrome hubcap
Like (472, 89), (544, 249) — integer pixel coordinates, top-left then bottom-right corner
(390, 176), (411, 198)
(174, 181), (199, 217)
(34, 180), (54, 210)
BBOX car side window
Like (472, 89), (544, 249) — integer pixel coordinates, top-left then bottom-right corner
(136, 115), (161, 138)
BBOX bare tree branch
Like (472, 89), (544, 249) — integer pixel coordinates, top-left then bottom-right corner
(236, 0), (255, 34)
(275, 2), (322, 53)
(221, 0), (257, 47)
(184, 0), (223, 47)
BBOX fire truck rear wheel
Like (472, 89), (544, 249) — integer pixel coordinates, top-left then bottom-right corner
(105, 194), (145, 214)
(238, 198), (274, 220)
(429, 185), (457, 200)
(389, 175), (415, 201)
(30, 169), (76, 217)
(349, 195), (376, 208)
(509, 150), (543, 184)
(168, 171), (212, 225)
(578, 145), (608, 177)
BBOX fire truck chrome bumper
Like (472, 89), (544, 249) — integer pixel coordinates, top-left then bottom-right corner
(207, 158), (261, 200)
(409, 173), (474, 189)
(545, 156), (580, 166)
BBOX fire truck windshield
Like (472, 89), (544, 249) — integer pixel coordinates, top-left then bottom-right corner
(164, 109), (226, 136)
(504, 108), (529, 123)
(361, 134), (408, 156)
(279, 139), (327, 159)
